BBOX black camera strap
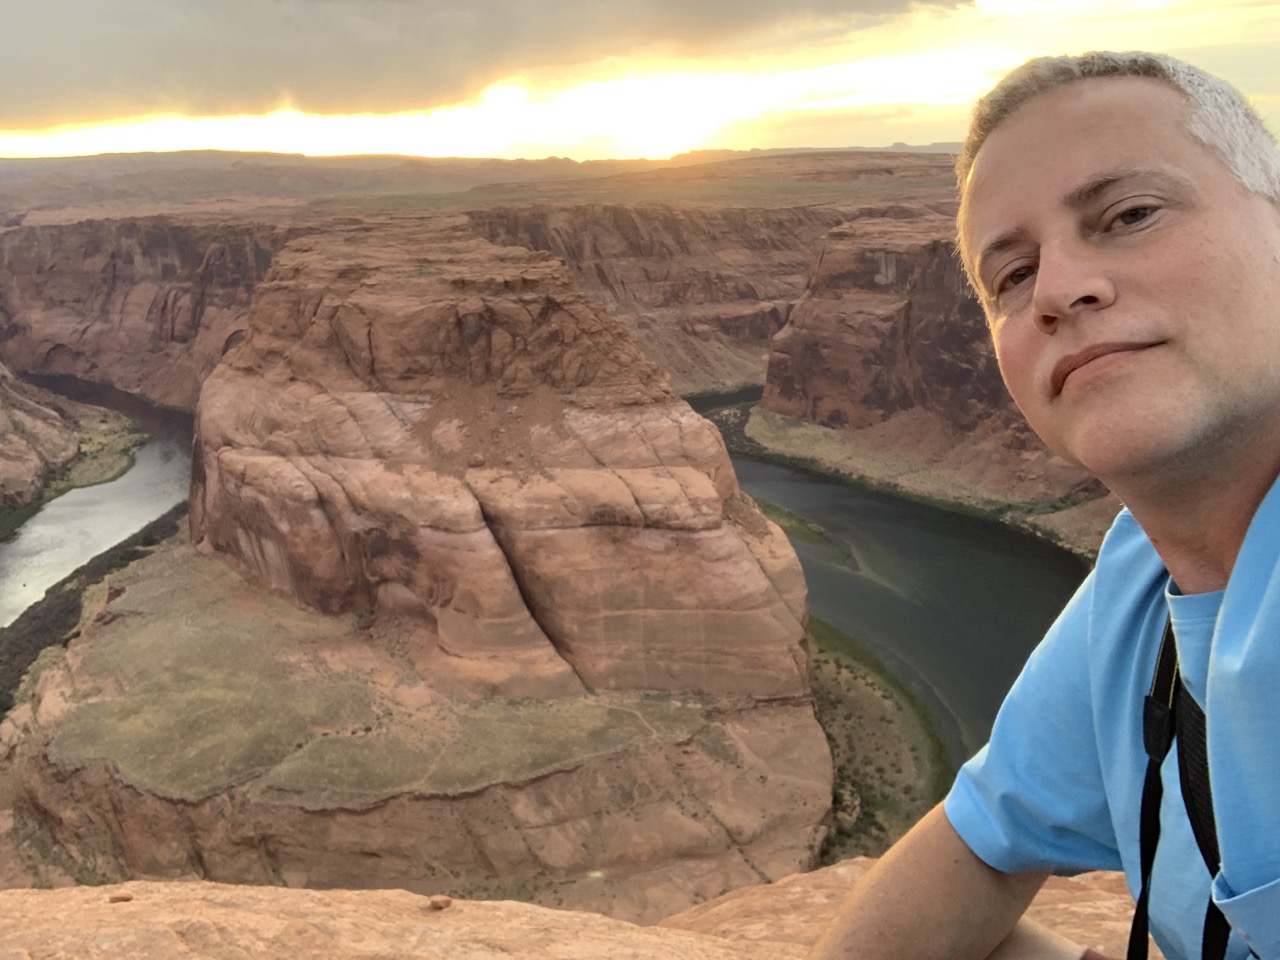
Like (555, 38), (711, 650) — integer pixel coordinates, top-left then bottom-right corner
(1126, 618), (1239, 960)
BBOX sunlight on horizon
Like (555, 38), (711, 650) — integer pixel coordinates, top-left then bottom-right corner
(0, 50), (1013, 162)
(0, 0), (1274, 161)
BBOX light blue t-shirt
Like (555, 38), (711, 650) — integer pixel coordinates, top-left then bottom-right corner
(946, 479), (1280, 960)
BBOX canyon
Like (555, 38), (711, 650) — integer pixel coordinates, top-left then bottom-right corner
(0, 150), (1114, 554)
(0, 211), (829, 923)
(0, 148), (1122, 936)
(753, 205), (1118, 552)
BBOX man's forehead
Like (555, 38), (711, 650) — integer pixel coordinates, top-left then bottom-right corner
(957, 77), (1197, 267)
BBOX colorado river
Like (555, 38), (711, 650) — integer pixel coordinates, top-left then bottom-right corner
(0, 378), (193, 627)
(0, 382), (1089, 770)
(731, 458), (1088, 767)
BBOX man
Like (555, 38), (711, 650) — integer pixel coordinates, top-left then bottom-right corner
(806, 52), (1280, 960)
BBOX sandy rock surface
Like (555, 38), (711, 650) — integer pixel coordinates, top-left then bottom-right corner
(0, 881), (803, 960)
(0, 862), (1155, 960)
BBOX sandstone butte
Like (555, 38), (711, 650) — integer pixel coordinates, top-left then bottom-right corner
(0, 862), (1158, 959)
(0, 214), (831, 923)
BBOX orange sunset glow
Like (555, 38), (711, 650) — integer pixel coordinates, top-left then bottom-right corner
(2, 0), (1279, 161)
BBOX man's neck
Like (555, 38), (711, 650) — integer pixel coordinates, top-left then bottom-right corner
(1116, 456), (1280, 595)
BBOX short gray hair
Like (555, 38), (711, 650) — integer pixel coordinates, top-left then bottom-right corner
(957, 51), (1280, 200)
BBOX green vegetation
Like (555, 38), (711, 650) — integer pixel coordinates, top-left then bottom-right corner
(0, 502), (187, 721)
(807, 616), (952, 862)
(0, 502), (41, 544)
(810, 617), (952, 806)
(755, 499), (830, 546)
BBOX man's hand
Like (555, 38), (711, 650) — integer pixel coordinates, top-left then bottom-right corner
(805, 803), (1062, 960)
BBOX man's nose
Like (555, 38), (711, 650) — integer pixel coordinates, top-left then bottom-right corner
(1030, 240), (1116, 332)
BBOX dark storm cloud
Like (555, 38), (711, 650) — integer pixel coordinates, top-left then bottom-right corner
(1, 0), (968, 127)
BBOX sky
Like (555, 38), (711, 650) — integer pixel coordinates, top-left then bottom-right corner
(2, 0), (1279, 161)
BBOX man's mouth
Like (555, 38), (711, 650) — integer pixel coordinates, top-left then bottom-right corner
(1050, 341), (1163, 396)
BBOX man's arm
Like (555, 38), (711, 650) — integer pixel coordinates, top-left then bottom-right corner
(805, 803), (1064, 960)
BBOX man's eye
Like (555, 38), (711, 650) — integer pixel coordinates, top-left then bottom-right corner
(1114, 204), (1156, 227)
(996, 264), (1036, 294)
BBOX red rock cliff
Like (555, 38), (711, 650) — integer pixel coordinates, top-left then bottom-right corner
(0, 218), (296, 409)
(0, 362), (79, 506)
(759, 208), (1101, 510)
(466, 203), (849, 392)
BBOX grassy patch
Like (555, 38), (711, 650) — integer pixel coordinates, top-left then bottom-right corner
(0, 503), (188, 717)
(754, 499), (831, 546)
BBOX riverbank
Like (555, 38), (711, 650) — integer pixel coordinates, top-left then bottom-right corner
(708, 400), (1117, 560)
(0, 384), (146, 543)
(0, 503), (188, 716)
(808, 618), (948, 862)
(754, 494), (949, 858)
(691, 389), (1091, 855)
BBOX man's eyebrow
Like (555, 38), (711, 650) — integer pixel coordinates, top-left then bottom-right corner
(1064, 167), (1192, 209)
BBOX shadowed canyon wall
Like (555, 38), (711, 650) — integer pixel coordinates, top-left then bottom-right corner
(466, 204), (848, 393)
(0, 218), (297, 409)
(758, 207), (1105, 517)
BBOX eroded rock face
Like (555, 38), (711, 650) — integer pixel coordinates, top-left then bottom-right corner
(191, 215), (810, 702)
(760, 208), (1101, 509)
(466, 203), (849, 393)
(3, 214), (829, 922)
(0, 217), (296, 409)
(0, 362), (78, 505)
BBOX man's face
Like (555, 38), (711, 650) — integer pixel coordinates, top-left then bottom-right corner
(960, 77), (1280, 493)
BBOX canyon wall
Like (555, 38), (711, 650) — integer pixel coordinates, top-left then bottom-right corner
(2, 214), (831, 922)
(0, 217), (297, 409)
(466, 204), (848, 393)
(756, 207), (1109, 537)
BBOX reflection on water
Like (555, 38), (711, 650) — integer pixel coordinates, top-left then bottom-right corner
(732, 458), (1090, 766)
(0, 378), (193, 627)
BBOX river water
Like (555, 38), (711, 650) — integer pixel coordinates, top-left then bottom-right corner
(0, 382), (1088, 768)
(0, 378), (193, 627)
(731, 458), (1087, 766)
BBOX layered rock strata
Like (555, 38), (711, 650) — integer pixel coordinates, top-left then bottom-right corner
(3, 215), (830, 922)
(0, 217), (296, 409)
(758, 207), (1112, 547)
(466, 204), (849, 393)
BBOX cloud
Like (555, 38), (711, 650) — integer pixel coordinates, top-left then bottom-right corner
(0, 0), (967, 128)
